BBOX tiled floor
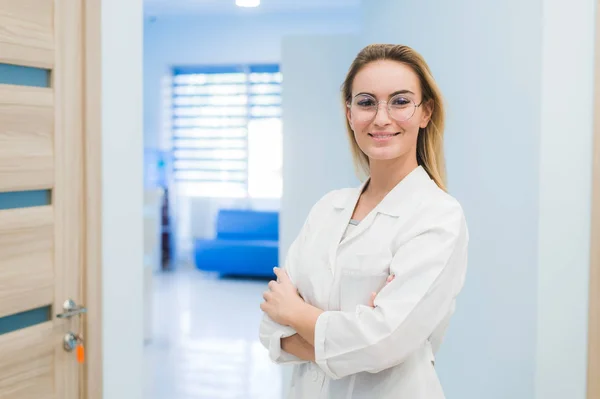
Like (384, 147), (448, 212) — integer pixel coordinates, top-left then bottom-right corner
(143, 268), (283, 399)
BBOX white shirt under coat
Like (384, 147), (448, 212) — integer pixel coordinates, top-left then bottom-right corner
(259, 166), (469, 399)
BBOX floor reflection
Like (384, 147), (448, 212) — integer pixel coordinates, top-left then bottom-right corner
(144, 268), (282, 399)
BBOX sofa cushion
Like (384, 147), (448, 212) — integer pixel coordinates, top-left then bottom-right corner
(195, 238), (278, 277)
(216, 209), (278, 241)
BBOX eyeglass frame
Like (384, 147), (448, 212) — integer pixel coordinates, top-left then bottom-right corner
(346, 93), (425, 123)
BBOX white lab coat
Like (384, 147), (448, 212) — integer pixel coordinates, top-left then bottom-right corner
(259, 166), (469, 399)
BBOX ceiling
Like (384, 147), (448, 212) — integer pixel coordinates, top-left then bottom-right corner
(144, 0), (360, 16)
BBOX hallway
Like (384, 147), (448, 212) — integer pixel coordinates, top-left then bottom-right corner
(143, 268), (282, 399)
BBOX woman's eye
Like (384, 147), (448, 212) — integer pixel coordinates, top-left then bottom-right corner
(392, 97), (411, 106)
(356, 98), (375, 107)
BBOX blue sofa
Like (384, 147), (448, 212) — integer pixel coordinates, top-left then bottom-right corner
(194, 209), (279, 278)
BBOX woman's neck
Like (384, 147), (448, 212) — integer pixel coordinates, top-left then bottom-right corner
(365, 155), (419, 199)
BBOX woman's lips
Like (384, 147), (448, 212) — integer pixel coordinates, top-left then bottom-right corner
(368, 132), (401, 142)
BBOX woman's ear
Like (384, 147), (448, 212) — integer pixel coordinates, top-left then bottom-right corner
(419, 99), (434, 129)
(346, 106), (354, 130)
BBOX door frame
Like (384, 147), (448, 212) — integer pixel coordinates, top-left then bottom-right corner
(588, 1), (600, 397)
(74, 1), (600, 398)
(82, 1), (145, 397)
(83, 1), (102, 398)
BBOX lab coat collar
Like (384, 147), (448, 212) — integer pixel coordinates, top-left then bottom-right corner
(331, 165), (432, 217)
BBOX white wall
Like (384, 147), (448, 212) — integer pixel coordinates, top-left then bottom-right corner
(359, 1), (595, 398)
(280, 35), (359, 264)
(280, 35), (362, 264)
(536, 0), (595, 397)
(102, 0), (144, 398)
(279, 34), (361, 397)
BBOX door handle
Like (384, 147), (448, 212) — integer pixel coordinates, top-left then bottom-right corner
(56, 299), (87, 319)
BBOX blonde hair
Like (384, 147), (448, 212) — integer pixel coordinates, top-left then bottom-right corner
(341, 44), (447, 191)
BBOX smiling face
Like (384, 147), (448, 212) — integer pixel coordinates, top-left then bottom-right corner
(346, 60), (432, 168)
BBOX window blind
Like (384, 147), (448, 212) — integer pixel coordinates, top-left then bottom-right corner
(172, 64), (282, 198)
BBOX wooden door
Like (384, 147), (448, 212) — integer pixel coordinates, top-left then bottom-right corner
(0, 1), (87, 398)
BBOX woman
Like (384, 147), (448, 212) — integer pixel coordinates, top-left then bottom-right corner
(259, 44), (469, 399)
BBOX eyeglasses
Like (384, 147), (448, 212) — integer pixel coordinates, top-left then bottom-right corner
(347, 93), (424, 123)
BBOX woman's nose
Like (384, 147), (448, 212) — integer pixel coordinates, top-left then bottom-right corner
(373, 103), (392, 126)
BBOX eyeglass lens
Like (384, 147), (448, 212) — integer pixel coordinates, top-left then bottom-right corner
(350, 94), (416, 122)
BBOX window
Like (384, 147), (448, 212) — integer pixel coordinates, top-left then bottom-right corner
(171, 64), (282, 198)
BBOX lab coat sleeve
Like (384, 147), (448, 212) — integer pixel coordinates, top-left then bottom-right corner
(314, 204), (468, 379)
(258, 232), (308, 364)
(258, 192), (330, 364)
(259, 314), (307, 364)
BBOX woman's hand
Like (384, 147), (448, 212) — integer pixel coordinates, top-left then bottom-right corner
(368, 274), (395, 307)
(260, 267), (305, 326)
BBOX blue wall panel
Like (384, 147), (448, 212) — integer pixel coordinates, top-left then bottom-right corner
(0, 190), (51, 210)
(0, 64), (50, 87)
(0, 307), (52, 335)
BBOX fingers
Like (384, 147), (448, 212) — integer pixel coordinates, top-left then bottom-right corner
(371, 274), (395, 308)
(262, 290), (272, 301)
(273, 267), (289, 283)
(369, 292), (377, 308)
(261, 289), (273, 312)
